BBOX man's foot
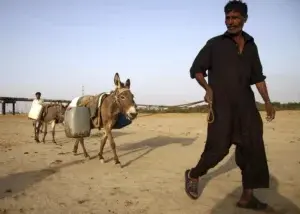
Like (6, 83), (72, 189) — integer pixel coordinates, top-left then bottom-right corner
(184, 169), (199, 200)
(236, 195), (268, 210)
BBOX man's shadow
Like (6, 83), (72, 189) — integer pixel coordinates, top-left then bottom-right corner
(210, 175), (300, 214)
(198, 152), (300, 213)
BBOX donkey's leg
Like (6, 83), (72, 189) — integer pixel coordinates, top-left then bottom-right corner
(107, 130), (121, 165)
(42, 122), (48, 143)
(98, 131), (108, 163)
(34, 125), (38, 142)
(51, 121), (57, 144)
(73, 139), (79, 155)
(34, 121), (41, 143)
(79, 138), (90, 159)
(33, 120), (36, 137)
(40, 122), (44, 133)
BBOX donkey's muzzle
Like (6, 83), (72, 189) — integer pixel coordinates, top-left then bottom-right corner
(128, 112), (138, 120)
(126, 106), (138, 120)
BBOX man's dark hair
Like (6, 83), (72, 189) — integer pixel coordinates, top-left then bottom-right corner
(35, 92), (41, 96)
(224, 0), (248, 18)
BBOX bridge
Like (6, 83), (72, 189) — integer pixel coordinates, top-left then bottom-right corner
(0, 97), (71, 115)
(0, 96), (205, 115)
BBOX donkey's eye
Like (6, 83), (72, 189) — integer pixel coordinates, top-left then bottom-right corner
(120, 96), (125, 100)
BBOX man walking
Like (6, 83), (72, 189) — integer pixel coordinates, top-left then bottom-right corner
(31, 92), (44, 131)
(33, 92), (44, 105)
(185, 0), (275, 211)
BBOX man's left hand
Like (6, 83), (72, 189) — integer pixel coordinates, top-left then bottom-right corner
(265, 102), (275, 122)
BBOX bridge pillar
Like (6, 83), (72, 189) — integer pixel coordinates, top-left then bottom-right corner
(12, 102), (16, 115)
(2, 102), (5, 115)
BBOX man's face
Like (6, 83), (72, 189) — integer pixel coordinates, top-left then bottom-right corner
(36, 94), (41, 99)
(225, 10), (245, 35)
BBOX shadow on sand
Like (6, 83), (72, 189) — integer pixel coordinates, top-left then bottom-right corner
(106, 135), (197, 167)
(0, 159), (84, 199)
(210, 176), (300, 214)
(195, 152), (300, 214)
(88, 131), (131, 139)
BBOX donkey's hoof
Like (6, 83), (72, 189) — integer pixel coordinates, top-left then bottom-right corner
(115, 162), (122, 168)
(115, 160), (121, 165)
(35, 139), (40, 143)
(52, 141), (57, 144)
(84, 154), (91, 159)
(73, 152), (77, 156)
(100, 158), (105, 164)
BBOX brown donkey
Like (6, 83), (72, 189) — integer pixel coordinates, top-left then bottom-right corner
(35, 103), (69, 144)
(69, 73), (138, 166)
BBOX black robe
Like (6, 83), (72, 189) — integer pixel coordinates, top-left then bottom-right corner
(189, 31), (269, 189)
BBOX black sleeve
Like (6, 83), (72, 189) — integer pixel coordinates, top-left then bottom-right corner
(189, 40), (213, 79)
(250, 43), (266, 85)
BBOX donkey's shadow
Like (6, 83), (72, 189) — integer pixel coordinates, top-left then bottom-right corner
(111, 135), (197, 167)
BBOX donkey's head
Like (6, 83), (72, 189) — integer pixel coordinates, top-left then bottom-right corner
(55, 102), (70, 124)
(112, 73), (138, 120)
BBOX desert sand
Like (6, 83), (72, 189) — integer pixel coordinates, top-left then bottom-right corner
(0, 111), (299, 214)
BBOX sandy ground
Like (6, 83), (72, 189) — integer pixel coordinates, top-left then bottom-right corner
(0, 112), (299, 214)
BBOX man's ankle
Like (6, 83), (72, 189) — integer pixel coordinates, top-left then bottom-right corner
(241, 189), (253, 200)
(188, 169), (199, 180)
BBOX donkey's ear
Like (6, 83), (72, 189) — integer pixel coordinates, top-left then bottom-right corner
(125, 79), (131, 88)
(114, 73), (121, 88)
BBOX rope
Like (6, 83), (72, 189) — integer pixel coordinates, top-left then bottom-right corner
(179, 100), (214, 124)
(172, 100), (215, 124)
(137, 100), (205, 108)
(138, 99), (215, 123)
(176, 100), (206, 107)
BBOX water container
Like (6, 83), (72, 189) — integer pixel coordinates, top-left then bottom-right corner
(64, 107), (91, 138)
(28, 103), (43, 120)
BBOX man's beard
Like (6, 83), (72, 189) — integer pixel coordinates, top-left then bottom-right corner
(226, 28), (242, 36)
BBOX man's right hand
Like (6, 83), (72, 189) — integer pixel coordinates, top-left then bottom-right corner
(204, 88), (213, 104)
(265, 102), (275, 122)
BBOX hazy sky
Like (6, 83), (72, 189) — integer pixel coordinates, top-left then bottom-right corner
(1, 0), (300, 106)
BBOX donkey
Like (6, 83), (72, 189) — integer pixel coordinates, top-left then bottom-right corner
(69, 73), (138, 166)
(34, 103), (69, 144)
